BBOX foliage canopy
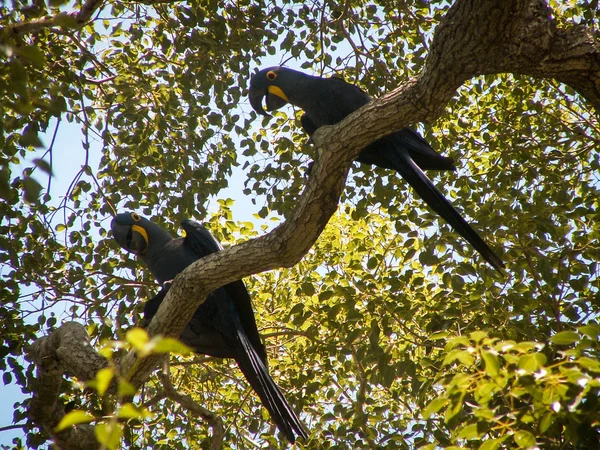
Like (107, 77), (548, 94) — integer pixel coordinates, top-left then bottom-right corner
(0, 0), (599, 448)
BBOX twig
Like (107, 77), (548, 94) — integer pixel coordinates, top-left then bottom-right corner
(3, 0), (104, 36)
(0, 423), (31, 432)
(157, 366), (224, 450)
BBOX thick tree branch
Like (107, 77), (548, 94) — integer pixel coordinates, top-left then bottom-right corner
(119, 0), (600, 390)
(532, 24), (600, 111)
(421, 0), (600, 113)
(28, 2), (599, 448)
(28, 322), (106, 450)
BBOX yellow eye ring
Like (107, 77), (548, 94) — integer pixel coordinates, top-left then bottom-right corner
(266, 70), (277, 81)
(131, 213), (141, 222)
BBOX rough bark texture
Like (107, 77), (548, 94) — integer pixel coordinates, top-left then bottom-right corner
(28, 322), (106, 450)
(25, 0), (600, 447)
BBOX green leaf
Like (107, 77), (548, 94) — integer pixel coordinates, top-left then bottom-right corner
(475, 382), (497, 404)
(445, 396), (464, 422)
(369, 320), (380, 348)
(451, 274), (465, 290)
(33, 158), (53, 176)
(518, 354), (541, 372)
(318, 290), (334, 301)
(479, 438), (502, 450)
(514, 430), (536, 448)
(514, 342), (543, 353)
(54, 12), (80, 28)
(95, 367), (114, 396)
(117, 403), (152, 419)
(578, 356), (600, 372)
(367, 256), (378, 269)
(457, 423), (482, 439)
(16, 45), (46, 68)
(0, 167), (10, 198)
(550, 331), (580, 345)
(22, 177), (43, 203)
(473, 406), (495, 420)
(95, 422), (122, 450)
(54, 410), (94, 432)
(126, 328), (150, 351)
(301, 282), (315, 296)
(444, 348), (475, 366)
(429, 331), (449, 340)
(578, 324), (600, 340)
(422, 397), (448, 419)
(117, 380), (137, 398)
(540, 412), (555, 433)
(446, 336), (471, 350)
(98, 345), (115, 360)
(20, 124), (44, 148)
(470, 330), (488, 343)
(482, 350), (500, 377)
(152, 337), (192, 355)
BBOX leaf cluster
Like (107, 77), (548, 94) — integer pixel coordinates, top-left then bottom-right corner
(0, 1), (598, 449)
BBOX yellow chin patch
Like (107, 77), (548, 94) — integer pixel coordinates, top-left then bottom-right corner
(268, 85), (289, 102)
(132, 224), (149, 246)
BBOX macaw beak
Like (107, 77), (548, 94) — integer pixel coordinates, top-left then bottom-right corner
(249, 87), (270, 116)
(249, 85), (289, 115)
(111, 220), (149, 254)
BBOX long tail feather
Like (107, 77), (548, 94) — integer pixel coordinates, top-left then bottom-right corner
(390, 150), (505, 272)
(394, 129), (456, 171)
(232, 318), (307, 443)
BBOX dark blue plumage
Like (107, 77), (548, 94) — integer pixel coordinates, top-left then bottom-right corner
(111, 213), (307, 442)
(249, 66), (504, 272)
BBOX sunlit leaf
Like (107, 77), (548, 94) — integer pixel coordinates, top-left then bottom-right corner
(125, 328), (150, 351)
(422, 397), (449, 419)
(117, 403), (152, 419)
(482, 351), (500, 377)
(95, 422), (122, 450)
(514, 430), (536, 448)
(550, 331), (579, 345)
(152, 337), (192, 355)
(95, 367), (114, 396)
(54, 411), (94, 432)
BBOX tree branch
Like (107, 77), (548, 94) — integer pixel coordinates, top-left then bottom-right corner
(28, 322), (107, 450)
(157, 368), (224, 450)
(2, 0), (103, 36)
(1, 0), (192, 36)
(118, 0), (600, 391)
(27, 2), (600, 448)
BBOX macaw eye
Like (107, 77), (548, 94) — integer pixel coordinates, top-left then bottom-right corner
(132, 213), (141, 222)
(266, 70), (277, 81)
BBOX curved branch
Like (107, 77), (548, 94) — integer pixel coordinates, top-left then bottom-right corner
(117, 0), (600, 389)
(28, 2), (600, 449)
(2, 0), (189, 36)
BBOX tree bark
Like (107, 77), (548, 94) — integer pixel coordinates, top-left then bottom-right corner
(26, 0), (599, 447)
(28, 322), (106, 450)
(118, 0), (600, 395)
